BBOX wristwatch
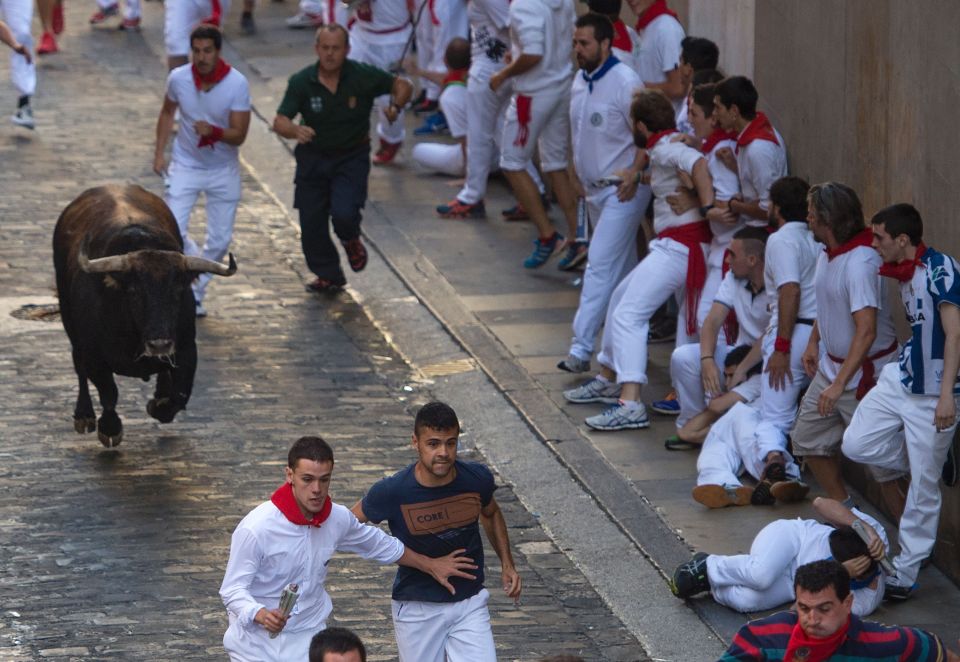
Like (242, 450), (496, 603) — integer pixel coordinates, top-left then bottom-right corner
(699, 203), (715, 218)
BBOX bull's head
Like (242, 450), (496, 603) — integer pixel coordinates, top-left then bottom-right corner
(78, 249), (237, 358)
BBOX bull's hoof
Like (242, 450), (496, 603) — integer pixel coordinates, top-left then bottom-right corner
(74, 417), (96, 434)
(98, 430), (123, 448)
(147, 397), (181, 424)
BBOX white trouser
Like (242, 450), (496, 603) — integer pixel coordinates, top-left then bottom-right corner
(671, 341), (731, 427)
(223, 612), (318, 662)
(299, 0), (343, 22)
(597, 237), (704, 384)
(707, 519), (801, 613)
(414, 1), (438, 100)
(457, 66), (542, 203)
(165, 0), (232, 56)
(841, 361), (958, 585)
(411, 142), (465, 176)
(697, 402), (801, 486)
(753, 323), (812, 458)
(1, 0), (35, 97)
(568, 185), (649, 361)
(97, 0), (141, 19)
(392, 588), (496, 662)
(695, 263), (725, 331)
(165, 161), (241, 303)
(349, 33), (408, 144)
(499, 88), (570, 172)
(427, 0), (467, 76)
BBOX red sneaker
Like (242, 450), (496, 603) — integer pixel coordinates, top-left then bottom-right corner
(119, 17), (142, 30)
(90, 4), (119, 24)
(436, 199), (485, 219)
(38, 32), (58, 55)
(305, 277), (346, 293)
(372, 140), (401, 165)
(53, 2), (65, 34)
(342, 238), (368, 272)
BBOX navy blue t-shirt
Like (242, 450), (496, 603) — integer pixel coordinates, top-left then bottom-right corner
(362, 460), (496, 603)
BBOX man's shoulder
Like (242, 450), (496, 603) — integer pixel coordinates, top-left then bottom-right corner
(224, 67), (251, 89)
(610, 61), (641, 84)
(288, 62), (318, 85)
(453, 461), (495, 488)
(235, 499), (281, 532)
(344, 58), (390, 80)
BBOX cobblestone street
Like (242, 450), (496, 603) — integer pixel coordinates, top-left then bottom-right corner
(0, 15), (646, 662)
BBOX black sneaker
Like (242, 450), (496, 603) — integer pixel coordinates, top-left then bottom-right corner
(883, 581), (917, 602)
(670, 552), (710, 599)
(751, 480), (776, 506)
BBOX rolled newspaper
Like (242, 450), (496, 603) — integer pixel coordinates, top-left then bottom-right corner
(850, 519), (896, 576)
(269, 583), (300, 639)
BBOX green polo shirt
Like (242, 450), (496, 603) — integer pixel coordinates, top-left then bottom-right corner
(276, 59), (395, 151)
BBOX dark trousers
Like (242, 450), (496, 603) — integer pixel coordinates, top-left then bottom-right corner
(293, 143), (370, 281)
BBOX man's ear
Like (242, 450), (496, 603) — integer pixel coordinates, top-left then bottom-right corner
(285, 465), (294, 484)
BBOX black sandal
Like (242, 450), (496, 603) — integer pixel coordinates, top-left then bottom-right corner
(664, 435), (700, 451)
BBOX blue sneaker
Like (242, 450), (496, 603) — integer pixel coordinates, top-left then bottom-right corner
(557, 241), (588, 271)
(523, 233), (563, 269)
(651, 392), (681, 415)
(414, 111), (448, 136)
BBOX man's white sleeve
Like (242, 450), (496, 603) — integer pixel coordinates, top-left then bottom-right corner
(219, 526), (268, 627)
(510, 1), (545, 56)
(744, 141), (787, 210)
(766, 235), (801, 289)
(336, 513), (405, 564)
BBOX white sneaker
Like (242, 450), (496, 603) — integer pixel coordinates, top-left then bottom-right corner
(563, 378), (621, 404)
(195, 302), (207, 318)
(11, 105), (34, 129)
(286, 12), (322, 28)
(585, 402), (650, 431)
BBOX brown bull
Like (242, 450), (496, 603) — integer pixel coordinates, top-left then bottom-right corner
(53, 184), (237, 447)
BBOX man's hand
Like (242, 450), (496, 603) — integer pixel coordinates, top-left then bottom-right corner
(715, 146), (737, 173)
(701, 359), (722, 397)
(841, 554), (872, 580)
(615, 169), (639, 202)
(292, 125), (316, 144)
(424, 548), (478, 595)
(15, 43), (31, 64)
(728, 365), (748, 389)
(934, 394), (957, 432)
(489, 70), (506, 92)
(670, 132), (699, 148)
(667, 186), (698, 215)
(153, 154), (167, 177)
(501, 564), (522, 600)
(857, 521), (885, 560)
(254, 607), (288, 634)
(818, 381), (843, 417)
(706, 204), (738, 225)
(801, 342), (819, 378)
(765, 351), (793, 391)
(384, 102), (400, 123)
(194, 120), (213, 137)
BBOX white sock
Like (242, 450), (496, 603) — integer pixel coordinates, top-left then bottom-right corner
(619, 399), (641, 411)
(595, 374), (611, 384)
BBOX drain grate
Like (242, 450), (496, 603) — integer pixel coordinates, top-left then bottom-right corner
(10, 303), (61, 323)
(419, 358), (477, 378)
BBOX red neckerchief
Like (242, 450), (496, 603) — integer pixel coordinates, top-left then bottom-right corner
(702, 128), (737, 155)
(202, 0), (223, 26)
(270, 482), (332, 527)
(719, 249), (739, 344)
(192, 58), (231, 90)
(880, 242), (927, 282)
(513, 95), (532, 147)
(783, 616), (850, 662)
(735, 111), (779, 154)
(825, 228), (873, 261)
(612, 19), (633, 52)
(635, 0), (678, 30)
(428, 0), (440, 25)
(442, 68), (468, 88)
(646, 128), (677, 150)
(658, 221), (713, 335)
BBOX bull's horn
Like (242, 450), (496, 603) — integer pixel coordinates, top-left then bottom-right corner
(182, 253), (238, 276)
(78, 250), (131, 273)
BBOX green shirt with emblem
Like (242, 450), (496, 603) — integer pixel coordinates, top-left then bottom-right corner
(276, 59), (395, 152)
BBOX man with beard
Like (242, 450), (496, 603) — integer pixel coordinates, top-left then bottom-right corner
(351, 402), (522, 662)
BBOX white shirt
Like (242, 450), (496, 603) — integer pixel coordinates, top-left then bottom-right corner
(570, 60), (641, 188)
(736, 128), (787, 215)
(635, 13), (684, 113)
(814, 247), (899, 386)
(351, 0), (411, 43)
(713, 271), (772, 347)
(166, 65), (250, 170)
(507, 0), (575, 96)
(648, 137), (704, 234)
(220, 501), (403, 635)
(439, 83), (468, 139)
(763, 221), (819, 332)
(469, 0), (510, 76)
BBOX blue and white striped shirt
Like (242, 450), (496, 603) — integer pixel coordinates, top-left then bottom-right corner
(899, 247), (960, 395)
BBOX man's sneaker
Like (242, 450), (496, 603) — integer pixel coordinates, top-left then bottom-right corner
(119, 17), (141, 30)
(240, 12), (256, 34)
(648, 314), (677, 343)
(195, 302), (207, 318)
(770, 480), (810, 503)
(90, 4), (119, 23)
(883, 580), (918, 602)
(557, 355), (590, 373)
(751, 460), (786, 506)
(651, 391), (681, 415)
(11, 105), (34, 129)
(563, 378), (621, 404)
(305, 277), (346, 293)
(53, 2), (65, 33)
(343, 238), (368, 272)
(286, 11), (323, 28)
(523, 232), (563, 269)
(501, 203), (530, 221)
(413, 97), (438, 114)
(436, 199), (485, 219)
(692, 484), (754, 508)
(413, 111), (448, 136)
(557, 241), (588, 271)
(38, 32), (58, 55)
(671, 552), (710, 599)
(585, 402), (650, 431)
(373, 140), (402, 165)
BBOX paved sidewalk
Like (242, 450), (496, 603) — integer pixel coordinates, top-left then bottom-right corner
(0, 10), (648, 662)
(214, 0), (960, 647)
